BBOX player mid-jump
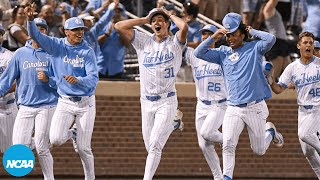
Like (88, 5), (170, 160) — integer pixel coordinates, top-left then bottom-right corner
(115, 7), (187, 180)
(194, 12), (284, 180)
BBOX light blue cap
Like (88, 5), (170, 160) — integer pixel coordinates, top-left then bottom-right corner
(0, 24), (5, 35)
(200, 24), (217, 33)
(314, 41), (320, 48)
(64, 17), (85, 30)
(34, 18), (48, 29)
(222, 12), (242, 33)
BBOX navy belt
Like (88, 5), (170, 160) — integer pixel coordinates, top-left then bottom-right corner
(234, 99), (263, 108)
(146, 92), (176, 102)
(6, 99), (15, 104)
(202, 98), (227, 105)
(69, 97), (82, 102)
(303, 105), (314, 110)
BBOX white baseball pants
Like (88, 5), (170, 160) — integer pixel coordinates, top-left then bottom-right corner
(0, 102), (18, 153)
(222, 100), (273, 178)
(140, 95), (177, 180)
(195, 100), (226, 180)
(298, 106), (320, 178)
(12, 105), (55, 180)
(49, 96), (96, 180)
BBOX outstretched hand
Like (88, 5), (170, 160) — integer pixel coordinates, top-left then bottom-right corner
(24, 2), (36, 21)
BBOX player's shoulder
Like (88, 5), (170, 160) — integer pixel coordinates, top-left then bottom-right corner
(0, 48), (14, 56)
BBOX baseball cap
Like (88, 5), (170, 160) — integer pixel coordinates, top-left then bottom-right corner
(148, 8), (169, 24)
(64, 17), (86, 30)
(314, 40), (320, 49)
(222, 12), (242, 34)
(199, 24), (217, 34)
(78, 13), (95, 20)
(34, 18), (48, 30)
(0, 25), (5, 35)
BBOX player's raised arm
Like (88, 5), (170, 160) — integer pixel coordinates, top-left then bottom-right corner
(161, 7), (188, 44)
(194, 29), (227, 64)
(247, 26), (276, 54)
(115, 15), (148, 43)
(25, 3), (61, 56)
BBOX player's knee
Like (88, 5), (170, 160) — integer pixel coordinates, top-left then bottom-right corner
(77, 146), (93, 156)
(148, 141), (162, 155)
(35, 146), (50, 157)
(252, 146), (265, 156)
(222, 139), (236, 154)
(298, 133), (310, 143)
(49, 136), (63, 146)
(200, 129), (210, 141)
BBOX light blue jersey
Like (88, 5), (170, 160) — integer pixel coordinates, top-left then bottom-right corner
(0, 40), (58, 107)
(194, 29), (276, 105)
(28, 21), (98, 97)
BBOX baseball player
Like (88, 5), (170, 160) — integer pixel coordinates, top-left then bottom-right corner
(0, 18), (58, 180)
(26, 4), (98, 180)
(115, 8), (187, 180)
(194, 12), (284, 180)
(0, 24), (18, 154)
(270, 32), (320, 178)
(185, 24), (227, 179)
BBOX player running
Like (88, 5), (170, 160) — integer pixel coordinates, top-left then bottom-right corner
(270, 32), (320, 179)
(0, 18), (58, 180)
(25, 4), (98, 180)
(194, 12), (284, 180)
(184, 24), (226, 179)
(115, 7), (187, 180)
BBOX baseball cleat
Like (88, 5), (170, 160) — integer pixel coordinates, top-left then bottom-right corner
(266, 122), (284, 148)
(174, 109), (184, 131)
(71, 128), (78, 153)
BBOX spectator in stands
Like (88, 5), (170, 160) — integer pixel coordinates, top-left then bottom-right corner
(241, 0), (263, 28)
(193, 0), (240, 24)
(287, 0), (305, 36)
(6, 5), (29, 51)
(0, 0), (14, 30)
(38, 5), (64, 37)
(303, 0), (320, 41)
(173, 1), (201, 82)
(172, 1), (201, 48)
(98, 2), (129, 79)
(257, 0), (291, 81)
(78, 0), (114, 75)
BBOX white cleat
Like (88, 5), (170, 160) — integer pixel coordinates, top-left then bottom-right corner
(174, 109), (184, 131)
(71, 128), (78, 153)
(266, 122), (284, 148)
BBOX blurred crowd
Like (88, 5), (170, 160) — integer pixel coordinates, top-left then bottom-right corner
(0, 0), (319, 82)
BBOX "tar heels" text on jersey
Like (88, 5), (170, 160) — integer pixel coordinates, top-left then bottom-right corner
(193, 64), (223, 80)
(294, 70), (320, 88)
(143, 50), (174, 67)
